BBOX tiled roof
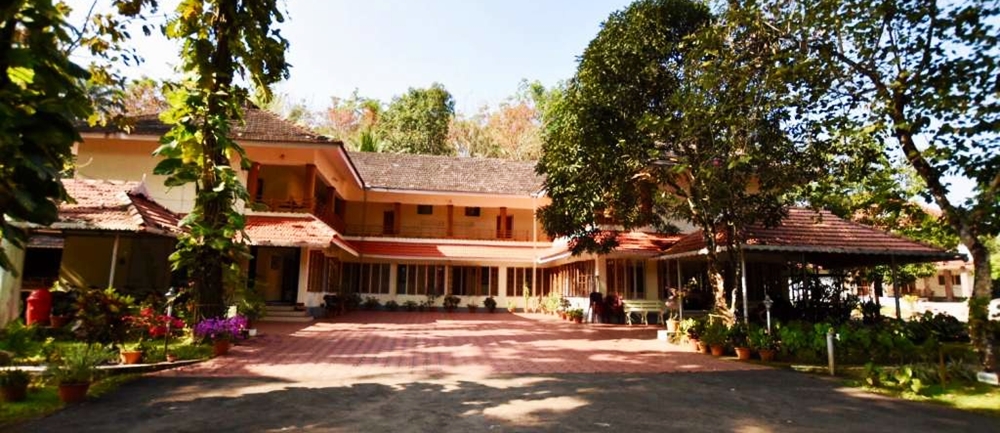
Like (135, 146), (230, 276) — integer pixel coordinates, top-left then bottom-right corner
(244, 214), (352, 250)
(78, 108), (334, 144)
(347, 151), (544, 195)
(354, 240), (548, 263)
(661, 208), (956, 261)
(612, 231), (683, 255)
(54, 179), (181, 234)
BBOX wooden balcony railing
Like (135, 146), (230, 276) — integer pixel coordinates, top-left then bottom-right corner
(344, 224), (536, 241)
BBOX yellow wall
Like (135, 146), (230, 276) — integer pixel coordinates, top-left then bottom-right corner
(76, 137), (197, 213)
(253, 247), (299, 301)
(60, 235), (172, 291)
(341, 202), (546, 241)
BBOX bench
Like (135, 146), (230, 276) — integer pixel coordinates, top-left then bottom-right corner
(622, 300), (665, 326)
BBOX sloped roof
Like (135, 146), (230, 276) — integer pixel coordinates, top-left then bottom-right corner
(355, 240), (550, 263)
(612, 231), (683, 256)
(79, 108), (334, 144)
(55, 179), (180, 235)
(347, 151), (544, 195)
(660, 208), (958, 265)
(244, 214), (355, 253)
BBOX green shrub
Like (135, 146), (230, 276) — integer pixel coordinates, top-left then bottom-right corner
(384, 300), (399, 311)
(74, 287), (135, 345)
(362, 296), (380, 311)
(0, 321), (38, 359)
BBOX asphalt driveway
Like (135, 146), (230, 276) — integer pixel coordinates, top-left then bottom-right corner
(14, 312), (997, 432)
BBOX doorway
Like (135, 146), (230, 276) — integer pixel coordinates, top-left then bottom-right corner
(254, 247), (301, 304)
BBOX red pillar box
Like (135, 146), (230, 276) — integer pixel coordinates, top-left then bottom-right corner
(26, 288), (52, 326)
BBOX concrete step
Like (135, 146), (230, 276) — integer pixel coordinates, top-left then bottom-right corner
(264, 305), (298, 312)
(266, 309), (310, 317)
(259, 315), (314, 323)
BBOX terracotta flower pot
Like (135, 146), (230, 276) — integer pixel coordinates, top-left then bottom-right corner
(734, 347), (752, 361)
(666, 320), (680, 333)
(166, 353), (179, 363)
(689, 338), (700, 352)
(120, 350), (143, 365)
(58, 382), (90, 404)
(213, 339), (231, 357)
(698, 341), (710, 354)
(574, 317), (583, 324)
(758, 349), (776, 362)
(1, 383), (28, 402)
(50, 315), (72, 329)
(710, 344), (725, 356)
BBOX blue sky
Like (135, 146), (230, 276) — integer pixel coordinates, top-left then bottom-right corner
(69, 0), (632, 113)
(65, 0), (974, 203)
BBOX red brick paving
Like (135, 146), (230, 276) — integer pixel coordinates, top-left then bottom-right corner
(164, 312), (761, 380)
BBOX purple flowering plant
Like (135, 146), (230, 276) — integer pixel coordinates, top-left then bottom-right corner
(193, 315), (247, 342)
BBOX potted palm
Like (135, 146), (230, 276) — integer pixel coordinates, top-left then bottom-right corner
(0, 369), (30, 402)
(442, 294), (461, 313)
(47, 344), (110, 404)
(750, 327), (778, 362)
(701, 321), (728, 356)
(483, 296), (498, 313)
(728, 323), (752, 361)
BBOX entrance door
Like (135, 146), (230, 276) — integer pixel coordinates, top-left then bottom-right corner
(280, 250), (300, 303)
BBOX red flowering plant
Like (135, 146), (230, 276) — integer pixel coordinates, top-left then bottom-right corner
(123, 307), (186, 351)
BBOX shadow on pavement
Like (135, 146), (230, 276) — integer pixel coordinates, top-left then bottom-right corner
(13, 370), (996, 433)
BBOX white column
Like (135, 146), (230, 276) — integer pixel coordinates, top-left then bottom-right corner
(498, 265), (508, 305)
(595, 256), (607, 293)
(108, 234), (120, 288)
(741, 256), (749, 325)
(296, 247), (310, 306)
(0, 238), (25, 327)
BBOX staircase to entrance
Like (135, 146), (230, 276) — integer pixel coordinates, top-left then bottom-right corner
(261, 304), (313, 323)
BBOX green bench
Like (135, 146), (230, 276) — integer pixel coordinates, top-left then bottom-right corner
(622, 299), (665, 326)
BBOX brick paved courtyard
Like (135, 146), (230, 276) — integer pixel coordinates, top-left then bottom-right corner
(163, 311), (759, 381)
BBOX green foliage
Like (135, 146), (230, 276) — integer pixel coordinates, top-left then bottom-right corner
(45, 344), (111, 384)
(344, 292), (362, 310)
(567, 308), (584, 320)
(403, 300), (418, 312)
(0, 369), (29, 387)
(0, 321), (38, 359)
(377, 83), (455, 155)
(384, 299), (399, 312)
(442, 294), (461, 310)
(748, 327), (778, 351)
(727, 323), (750, 348)
(483, 297), (497, 311)
(154, 0), (289, 319)
(362, 296), (380, 311)
(73, 287), (135, 345)
(700, 319), (728, 346)
(0, 0), (91, 271)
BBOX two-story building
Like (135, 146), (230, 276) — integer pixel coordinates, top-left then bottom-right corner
(6, 108), (681, 317)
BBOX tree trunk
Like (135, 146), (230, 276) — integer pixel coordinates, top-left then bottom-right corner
(966, 239), (994, 371)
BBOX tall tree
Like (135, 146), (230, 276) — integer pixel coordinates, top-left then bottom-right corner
(377, 83), (455, 155)
(317, 91), (382, 151)
(153, 0), (289, 319)
(772, 0), (999, 367)
(538, 0), (814, 321)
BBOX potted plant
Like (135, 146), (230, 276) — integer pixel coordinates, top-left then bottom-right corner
(385, 299), (400, 312)
(442, 294), (461, 313)
(664, 289), (681, 332)
(569, 308), (585, 324)
(49, 282), (78, 329)
(506, 300), (517, 313)
(237, 286), (266, 335)
(483, 296), (497, 313)
(466, 302), (478, 313)
(701, 320), (728, 356)
(728, 323), (752, 361)
(749, 327), (778, 362)
(363, 296), (381, 311)
(0, 369), (30, 402)
(194, 316), (244, 356)
(404, 300), (418, 312)
(46, 344), (110, 404)
(422, 294), (440, 312)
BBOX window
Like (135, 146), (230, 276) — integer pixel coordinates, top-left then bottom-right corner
(938, 275), (946, 285)
(607, 259), (645, 299)
(334, 197), (346, 217)
(397, 264), (446, 295)
(543, 261), (594, 298)
(382, 211), (395, 235)
(953, 275), (961, 285)
(451, 266), (498, 296)
(417, 205), (433, 215)
(255, 179), (264, 202)
(495, 215), (514, 239)
(505, 267), (539, 297)
(341, 263), (390, 294)
(464, 207), (481, 217)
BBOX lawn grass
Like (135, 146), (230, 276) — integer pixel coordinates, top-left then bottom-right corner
(847, 379), (1000, 418)
(0, 374), (143, 428)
